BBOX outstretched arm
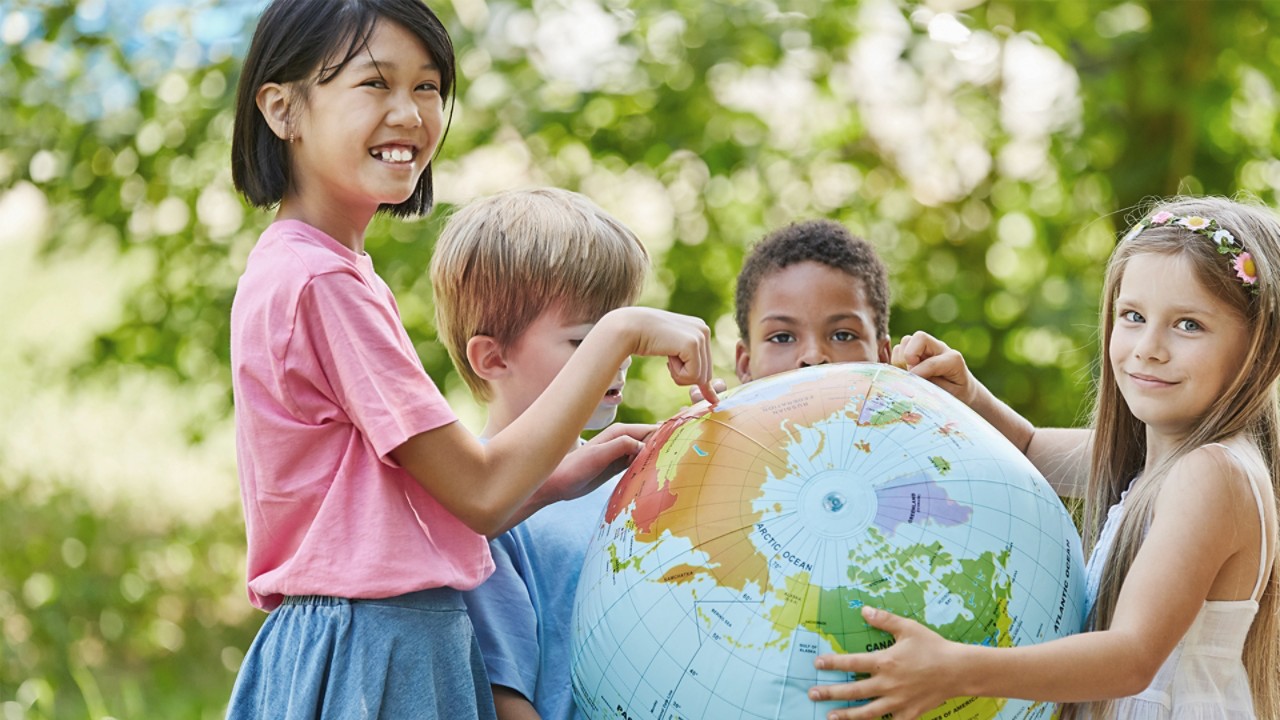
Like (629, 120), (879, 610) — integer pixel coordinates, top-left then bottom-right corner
(809, 445), (1253, 718)
(892, 331), (1090, 498)
(392, 307), (718, 536)
(488, 422), (655, 538)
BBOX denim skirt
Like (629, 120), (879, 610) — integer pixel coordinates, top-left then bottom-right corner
(227, 588), (497, 719)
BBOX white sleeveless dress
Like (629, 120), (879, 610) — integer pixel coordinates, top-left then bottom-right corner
(1082, 444), (1268, 719)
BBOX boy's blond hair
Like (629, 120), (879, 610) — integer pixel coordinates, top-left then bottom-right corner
(430, 187), (650, 401)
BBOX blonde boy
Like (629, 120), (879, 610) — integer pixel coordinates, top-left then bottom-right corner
(432, 188), (649, 720)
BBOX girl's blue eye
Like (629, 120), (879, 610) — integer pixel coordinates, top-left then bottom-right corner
(766, 333), (795, 344)
(1119, 310), (1144, 323)
(833, 330), (857, 342)
(1175, 319), (1202, 332)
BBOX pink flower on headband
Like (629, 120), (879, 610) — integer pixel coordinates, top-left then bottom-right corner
(1150, 211), (1174, 225)
(1234, 252), (1258, 286)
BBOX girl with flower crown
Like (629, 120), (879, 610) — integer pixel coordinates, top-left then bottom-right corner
(809, 196), (1280, 720)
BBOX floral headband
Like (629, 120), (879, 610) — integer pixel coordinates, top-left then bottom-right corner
(1121, 211), (1259, 293)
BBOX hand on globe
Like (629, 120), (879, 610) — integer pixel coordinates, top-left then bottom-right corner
(599, 307), (719, 405)
(810, 606), (961, 720)
(893, 332), (1036, 455)
(686, 377), (728, 406)
(891, 331), (980, 407)
(543, 423), (654, 503)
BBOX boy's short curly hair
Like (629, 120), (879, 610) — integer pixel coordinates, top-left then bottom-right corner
(430, 188), (650, 401)
(734, 219), (890, 342)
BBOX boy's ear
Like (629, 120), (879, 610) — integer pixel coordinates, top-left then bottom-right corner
(256, 82), (294, 141)
(877, 335), (892, 364)
(734, 339), (753, 384)
(466, 335), (510, 381)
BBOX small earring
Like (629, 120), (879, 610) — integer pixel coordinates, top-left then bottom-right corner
(289, 131), (295, 143)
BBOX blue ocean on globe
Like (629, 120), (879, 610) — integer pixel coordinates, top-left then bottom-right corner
(572, 362), (1086, 719)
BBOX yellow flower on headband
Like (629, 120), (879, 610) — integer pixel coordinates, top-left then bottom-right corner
(1177, 215), (1212, 231)
(1234, 252), (1258, 286)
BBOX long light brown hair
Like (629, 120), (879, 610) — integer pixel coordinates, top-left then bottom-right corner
(1066, 197), (1280, 719)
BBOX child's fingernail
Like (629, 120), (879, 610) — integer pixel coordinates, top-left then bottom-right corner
(809, 688), (820, 700)
(863, 606), (878, 620)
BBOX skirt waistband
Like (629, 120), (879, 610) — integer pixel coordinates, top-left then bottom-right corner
(280, 587), (465, 612)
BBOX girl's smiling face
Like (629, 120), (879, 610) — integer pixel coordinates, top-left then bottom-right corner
(276, 19), (445, 224)
(1109, 251), (1249, 441)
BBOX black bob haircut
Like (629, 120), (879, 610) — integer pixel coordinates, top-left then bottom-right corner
(231, 0), (455, 218)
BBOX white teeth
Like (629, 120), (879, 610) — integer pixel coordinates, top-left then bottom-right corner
(375, 148), (413, 163)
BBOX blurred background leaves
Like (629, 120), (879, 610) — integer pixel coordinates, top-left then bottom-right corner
(2, 0), (1279, 716)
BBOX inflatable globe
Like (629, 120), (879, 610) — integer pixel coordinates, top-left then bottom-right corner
(571, 363), (1086, 720)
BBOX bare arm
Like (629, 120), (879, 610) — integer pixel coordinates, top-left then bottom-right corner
(892, 332), (1091, 498)
(486, 423), (655, 538)
(492, 686), (541, 720)
(391, 307), (716, 537)
(1024, 428), (1091, 499)
(810, 446), (1251, 718)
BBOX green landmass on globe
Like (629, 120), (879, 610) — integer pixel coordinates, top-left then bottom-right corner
(571, 362), (1086, 720)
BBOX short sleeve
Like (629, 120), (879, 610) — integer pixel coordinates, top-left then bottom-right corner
(464, 533), (540, 698)
(294, 271), (456, 458)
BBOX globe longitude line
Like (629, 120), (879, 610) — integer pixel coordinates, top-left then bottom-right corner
(720, 557), (805, 717)
(906, 448), (1070, 647)
(573, 366), (1082, 720)
(806, 530), (858, 671)
(1006, 502), (1077, 633)
(598, 447), (785, 628)
(927, 446), (995, 643)
(751, 397), (891, 682)
(881, 490), (996, 640)
(672, 410), (863, 713)
(828, 373), (879, 472)
(572, 410), (769, 715)
(762, 511), (868, 663)
(927, 423), (1077, 633)
(860, 423), (976, 644)
(697, 414), (792, 466)
(604, 517), (742, 720)
(980, 463), (1057, 637)
(700, 594), (788, 720)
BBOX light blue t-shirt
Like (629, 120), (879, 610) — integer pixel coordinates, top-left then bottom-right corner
(464, 475), (618, 720)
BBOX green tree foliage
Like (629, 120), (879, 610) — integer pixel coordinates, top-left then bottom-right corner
(2, 0), (1279, 716)
(0, 480), (256, 720)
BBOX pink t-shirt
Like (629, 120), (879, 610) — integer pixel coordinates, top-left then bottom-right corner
(230, 219), (494, 610)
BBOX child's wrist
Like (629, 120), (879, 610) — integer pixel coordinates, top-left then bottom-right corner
(945, 642), (981, 697)
(583, 310), (636, 358)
